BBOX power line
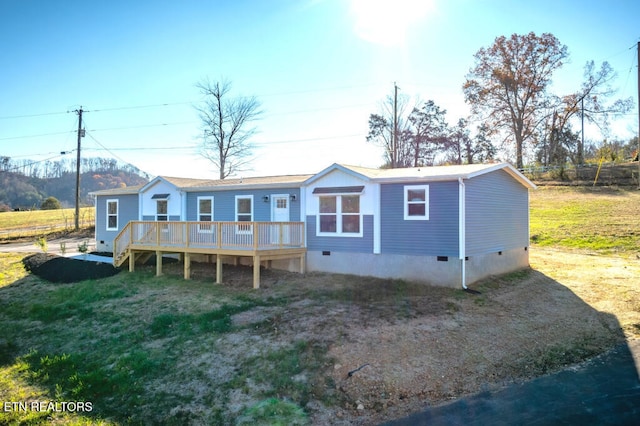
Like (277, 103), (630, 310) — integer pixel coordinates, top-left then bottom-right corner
(84, 129), (154, 177)
(0, 110), (69, 120)
(0, 130), (76, 141)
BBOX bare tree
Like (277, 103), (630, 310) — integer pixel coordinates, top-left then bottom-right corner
(463, 32), (568, 168)
(195, 78), (262, 179)
(366, 90), (415, 167)
(552, 61), (633, 165)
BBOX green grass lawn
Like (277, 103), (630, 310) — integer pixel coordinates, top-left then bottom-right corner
(0, 256), (322, 425)
(529, 186), (640, 256)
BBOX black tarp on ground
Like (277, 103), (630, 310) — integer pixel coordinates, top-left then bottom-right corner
(22, 253), (120, 283)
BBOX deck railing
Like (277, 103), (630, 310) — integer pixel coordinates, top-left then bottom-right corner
(114, 221), (305, 261)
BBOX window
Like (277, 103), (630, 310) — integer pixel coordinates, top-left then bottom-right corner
(106, 199), (118, 230)
(197, 196), (214, 232)
(317, 195), (361, 235)
(404, 185), (429, 220)
(235, 195), (253, 233)
(156, 200), (168, 221)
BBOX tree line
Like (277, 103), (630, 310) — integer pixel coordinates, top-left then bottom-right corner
(366, 32), (635, 169)
(0, 156), (149, 211)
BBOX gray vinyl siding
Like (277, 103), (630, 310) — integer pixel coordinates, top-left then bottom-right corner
(306, 215), (374, 253)
(185, 188), (302, 222)
(465, 169), (529, 255)
(95, 194), (139, 244)
(380, 181), (459, 256)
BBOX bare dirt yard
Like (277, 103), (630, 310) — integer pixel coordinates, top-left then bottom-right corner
(3, 244), (639, 425)
(113, 247), (639, 424)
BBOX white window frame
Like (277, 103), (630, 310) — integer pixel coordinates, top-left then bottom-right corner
(197, 196), (214, 233)
(316, 194), (363, 237)
(156, 199), (168, 221)
(106, 199), (118, 231)
(404, 184), (429, 220)
(235, 195), (253, 234)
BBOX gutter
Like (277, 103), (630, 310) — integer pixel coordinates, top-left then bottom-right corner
(458, 177), (467, 289)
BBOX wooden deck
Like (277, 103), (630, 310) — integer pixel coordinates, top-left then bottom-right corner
(114, 221), (306, 288)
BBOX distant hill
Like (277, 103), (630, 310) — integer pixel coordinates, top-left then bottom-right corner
(0, 157), (149, 210)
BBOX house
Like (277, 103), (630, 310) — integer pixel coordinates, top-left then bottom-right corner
(91, 162), (536, 288)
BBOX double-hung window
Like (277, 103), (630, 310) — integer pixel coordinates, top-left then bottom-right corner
(156, 200), (168, 221)
(404, 185), (429, 220)
(197, 196), (214, 232)
(106, 199), (118, 231)
(235, 195), (253, 233)
(317, 194), (361, 236)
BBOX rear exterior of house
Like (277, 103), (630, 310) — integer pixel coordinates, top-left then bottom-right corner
(92, 163), (534, 288)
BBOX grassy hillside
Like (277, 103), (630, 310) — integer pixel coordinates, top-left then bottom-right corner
(0, 207), (95, 239)
(529, 186), (640, 256)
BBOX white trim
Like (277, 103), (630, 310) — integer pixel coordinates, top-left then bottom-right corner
(235, 195), (253, 234)
(106, 199), (118, 231)
(197, 196), (214, 233)
(315, 194), (363, 238)
(403, 184), (429, 220)
(304, 163), (371, 186)
(156, 199), (168, 221)
(458, 178), (467, 289)
(372, 183), (381, 254)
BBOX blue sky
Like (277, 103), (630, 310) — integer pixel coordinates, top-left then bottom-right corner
(1, 0), (639, 179)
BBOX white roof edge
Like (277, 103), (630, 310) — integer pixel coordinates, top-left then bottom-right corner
(303, 163), (371, 185)
(476, 163), (537, 189)
(182, 182), (306, 192)
(371, 163), (536, 189)
(140, 176), (175, 193)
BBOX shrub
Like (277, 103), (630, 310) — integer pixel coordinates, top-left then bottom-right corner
(41, 196), (62, 210)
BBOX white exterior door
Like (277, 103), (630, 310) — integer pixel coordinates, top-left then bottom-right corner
(272, 195), (290, 222)
(272, 195), (290, 244)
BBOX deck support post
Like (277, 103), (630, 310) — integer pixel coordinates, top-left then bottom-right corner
(299, 253), (306, 274)
(129, 251), (135, 272)
(156, 251), (163, 276)
(216, 254), (222, 284)
(253, 255), (261, 289)
(184, 252), (191, 280)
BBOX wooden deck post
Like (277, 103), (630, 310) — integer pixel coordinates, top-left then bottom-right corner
(299, 253), (306, 274)
(216, 253), (222, 284)
(129, 250), (135, 272)
(184, 252), (191, 280)
(156, 251), (163, 276)
(253, 254), (261, 289)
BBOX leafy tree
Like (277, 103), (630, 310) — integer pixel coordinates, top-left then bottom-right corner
(195, 78), (262, 179)
(463, 32), (568, 168)
(445, 118), (473, 164)
(407, 100), (449, 166)
(41, 196), (62, 210)
(472, 123), (497, 163)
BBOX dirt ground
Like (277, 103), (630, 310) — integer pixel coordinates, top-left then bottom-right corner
(17, 247), (640, 424)
(121, 247), (638, 424)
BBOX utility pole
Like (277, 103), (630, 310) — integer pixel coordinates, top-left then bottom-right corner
(580, 96), (584, 166)
(74, 107), (84, 230)
(392, 82), (399, 168)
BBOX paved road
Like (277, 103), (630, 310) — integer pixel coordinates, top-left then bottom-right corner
(0, 237), (96, 257)
(384, 339), (640, 425)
